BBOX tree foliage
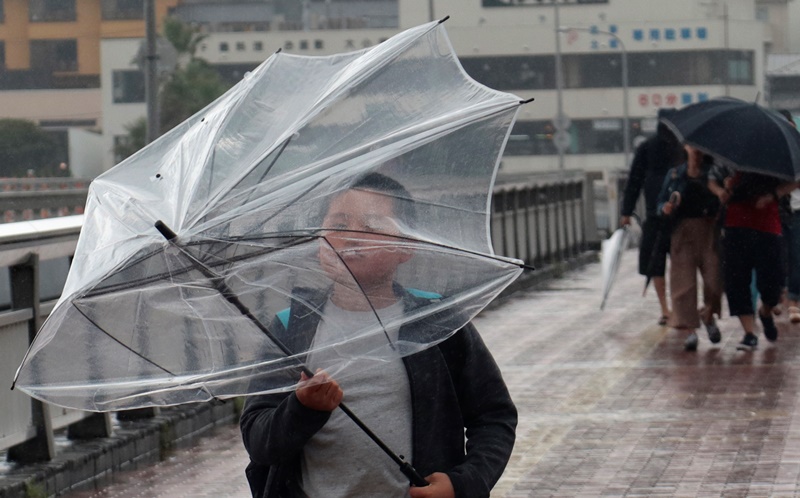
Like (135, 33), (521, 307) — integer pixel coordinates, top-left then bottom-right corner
(0, 119), (60, 177)
(162, 16), (206, 58)
(115, 17), (229, 162)
(160, 58), (228, 133)
(112, 117), (147, 163)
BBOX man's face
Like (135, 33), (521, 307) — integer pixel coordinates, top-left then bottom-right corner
(319, 189), (412, 288)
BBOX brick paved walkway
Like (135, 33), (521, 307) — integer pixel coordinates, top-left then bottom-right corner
(63, 250), (800, 497)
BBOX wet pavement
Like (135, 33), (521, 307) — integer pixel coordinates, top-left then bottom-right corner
(62, 250), (800, 497)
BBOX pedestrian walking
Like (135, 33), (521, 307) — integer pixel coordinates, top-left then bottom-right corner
(657, 146), (722, 351)
(776, 110), (800, 324)
(240, 174), (517, 498)
(709, 168), (799, 350)
(620, 108), (686, 326)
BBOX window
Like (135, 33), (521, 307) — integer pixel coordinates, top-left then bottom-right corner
(300, 40), (309, 50)
(462, 50), (755, 91)
(314, 40), (323, 49)
(0, 0), (4, 23)
(0, 41), (4, 70)
(101, 0), (144, 21)
(29, 0), (76, 22)
(563, 53), (622, 88)
(236, 42), (245, 51)
(482, 0), (608, 6)
(460, 55), (555, 91)
(505, 119), (645, 156)
(220, 42), (229, 52)
(726, 51), (754, 85)
(30, 39), (78, 72)
(254, 41), (263, 51)
(628, 50), (754, 87)
(112, 70), (145, 103)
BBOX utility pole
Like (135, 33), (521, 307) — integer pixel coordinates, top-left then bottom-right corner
(723, 2), (730, 97)
(558, 26), (630, 169)
(553, 0), (565, 170)
(144, 0), (159, 144)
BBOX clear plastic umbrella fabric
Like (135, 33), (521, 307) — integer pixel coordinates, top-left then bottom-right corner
(14, 20), (525, 411)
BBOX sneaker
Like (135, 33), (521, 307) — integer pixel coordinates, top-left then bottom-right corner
(704, 320), (721, 344)
(684, 332), (698, 351)
(760, 312), (778, 342)
(736, 333), (758, 351)
(789, 306), (800, 324)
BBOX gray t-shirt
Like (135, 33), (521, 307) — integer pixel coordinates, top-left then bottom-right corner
(301, 299), (413, 498)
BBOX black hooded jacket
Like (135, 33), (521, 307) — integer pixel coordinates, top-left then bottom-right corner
(239, 286), (517, 498)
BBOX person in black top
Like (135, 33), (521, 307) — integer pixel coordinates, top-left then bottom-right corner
(657, 146), (722, 351)
(620, 108), (686, 325)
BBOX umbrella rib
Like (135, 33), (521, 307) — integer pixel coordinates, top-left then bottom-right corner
(71, 302), (178, 377)
(81, 236), (318, 299)
(319, 235), (395, 350)
(279, 228), (532, 270)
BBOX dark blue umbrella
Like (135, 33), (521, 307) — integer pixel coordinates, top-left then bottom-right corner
(661, 98), (800, 181)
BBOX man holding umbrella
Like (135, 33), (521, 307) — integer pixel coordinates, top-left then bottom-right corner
(620, 108), (685, 325)
(240, 174), (518, 498)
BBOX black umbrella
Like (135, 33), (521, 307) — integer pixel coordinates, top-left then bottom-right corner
(642, 191), (680, 296)
(661, 97), (800, 181)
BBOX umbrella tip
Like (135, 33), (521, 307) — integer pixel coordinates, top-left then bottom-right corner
(438, 15), (450, 24)
(519, 97), (535, 105)
(155, 220), (177, 241)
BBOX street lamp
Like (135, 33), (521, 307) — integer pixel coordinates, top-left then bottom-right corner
(557, 26), (630, 169)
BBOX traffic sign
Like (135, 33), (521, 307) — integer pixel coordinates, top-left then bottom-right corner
(553, 130), (570, 150)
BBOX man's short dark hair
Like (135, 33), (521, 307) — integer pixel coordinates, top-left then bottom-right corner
(350, 172), (417, 225)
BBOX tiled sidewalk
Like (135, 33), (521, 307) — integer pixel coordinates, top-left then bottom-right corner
(64, 250), (800, 497)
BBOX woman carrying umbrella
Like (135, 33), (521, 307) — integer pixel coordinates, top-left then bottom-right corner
(657, 146), (722, 351)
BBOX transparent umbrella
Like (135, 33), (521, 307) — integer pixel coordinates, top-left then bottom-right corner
(13, 20), (527, 417)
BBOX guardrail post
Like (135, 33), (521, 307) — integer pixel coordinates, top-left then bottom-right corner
(68, 412), (113, 439)
(6, 253), (55, 463)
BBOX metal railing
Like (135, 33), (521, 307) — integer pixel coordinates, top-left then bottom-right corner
(0, 172), (598, 462)
(0, 179), (89, 224)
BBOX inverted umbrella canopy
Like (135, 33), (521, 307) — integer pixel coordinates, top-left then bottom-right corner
(14, 20), (526, 412)
(660, 97), (800, 181)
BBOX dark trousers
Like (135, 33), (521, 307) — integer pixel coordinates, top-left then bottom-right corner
(723, 227), (784, 316)
(638, 217), (670, 277)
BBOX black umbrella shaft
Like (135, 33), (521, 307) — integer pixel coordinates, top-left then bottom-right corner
(154, 221), (428, 487)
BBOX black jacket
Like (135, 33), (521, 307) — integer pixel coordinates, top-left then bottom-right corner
(621, 126), (685, 218)
(239, 287), (517, 498)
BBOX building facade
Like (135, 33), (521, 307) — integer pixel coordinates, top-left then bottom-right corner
(0, 0), (788, 175)
(0, 0), (178, 176)
(101, 0), (774, 174)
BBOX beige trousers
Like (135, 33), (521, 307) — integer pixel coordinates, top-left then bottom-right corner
(668, 217), (722, 329)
